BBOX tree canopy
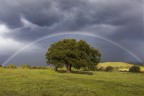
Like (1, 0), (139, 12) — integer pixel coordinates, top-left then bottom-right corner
(45, 39), (101, 72)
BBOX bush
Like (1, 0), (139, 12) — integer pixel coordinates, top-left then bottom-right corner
(0, 65), (2, 67)
(31, 66), (47, 69)
(21, 64), (31, 69)
(129, 66), (140, 73)
(31, 66), (37, 69)
(105, 66), (114, 72)
(7, 64), (17, 69)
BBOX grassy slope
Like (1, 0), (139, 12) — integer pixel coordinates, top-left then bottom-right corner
(98, 62), (144, 71)
(0, 68), (144, 96)
(98, 62), (134, 67)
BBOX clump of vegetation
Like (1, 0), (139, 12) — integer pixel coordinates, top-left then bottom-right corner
(105, 66), (114, 72)
(0, 65), (2, 67)
(129, 66), (141, 73)
(46, 39), (101, 73)
(31, 66), (37, 69)
(31, 66), (48, 69)
(21, 64), (31, 69)
(7, 64), (17, 69)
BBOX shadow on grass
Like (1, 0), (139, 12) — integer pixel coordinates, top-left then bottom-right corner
(56, 70), (93, 75)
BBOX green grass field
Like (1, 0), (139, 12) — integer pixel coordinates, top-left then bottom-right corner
(0, 67), (144, 96)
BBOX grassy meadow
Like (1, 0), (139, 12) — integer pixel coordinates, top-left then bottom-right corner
(0, 65), (144, 96)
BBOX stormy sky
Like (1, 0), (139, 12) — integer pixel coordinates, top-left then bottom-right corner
(0, 0), (143, 66)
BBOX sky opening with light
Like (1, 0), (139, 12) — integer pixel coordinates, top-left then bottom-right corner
(0, 0), (143, 66)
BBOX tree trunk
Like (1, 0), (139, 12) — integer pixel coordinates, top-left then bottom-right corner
(54, 66), (58, 71)
(66, 64), (72, 73)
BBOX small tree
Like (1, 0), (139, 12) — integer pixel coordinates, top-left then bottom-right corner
(46, 39), (101, 73)
(105, 66), (114, 72)
(129, 66), (140, 73)
(7, 64), (17, 69)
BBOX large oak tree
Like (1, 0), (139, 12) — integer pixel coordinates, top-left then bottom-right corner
(46, 39), (101, 73)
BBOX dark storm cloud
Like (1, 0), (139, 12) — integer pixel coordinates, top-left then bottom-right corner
(0, 0), (85, 28)
(0, 0), (143, 42)
(0, 0), (143, 64)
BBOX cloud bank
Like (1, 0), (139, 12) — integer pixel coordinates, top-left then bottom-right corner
(0, 0), (143, 65)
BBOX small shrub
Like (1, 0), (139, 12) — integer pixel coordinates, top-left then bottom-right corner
(129, 66), (140, 73)
(21, 64), (31, 69)
(105, 66), (114, 72)
(7, 64), (17, 69)
(31, 66), (37, 69)
(0, 65), (2, 67)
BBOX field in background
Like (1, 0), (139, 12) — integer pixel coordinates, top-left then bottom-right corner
(98, 62), (144, 72)
(0, 67), (144, 96)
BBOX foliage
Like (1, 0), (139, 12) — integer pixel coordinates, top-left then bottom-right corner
(105, 66), (114, 72)
(7, 64), (17, 69)
(0, 65), (2, 67)
(129, 66), (141, 73)
(46, 39), (101, 72)
(21, 64), (31, 69)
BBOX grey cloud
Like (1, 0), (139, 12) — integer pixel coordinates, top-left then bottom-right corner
(1, 0), (142, 41)
(0, 0), (143, 64)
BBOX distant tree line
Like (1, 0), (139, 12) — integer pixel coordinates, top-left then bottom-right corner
(0, 64), (142, 73)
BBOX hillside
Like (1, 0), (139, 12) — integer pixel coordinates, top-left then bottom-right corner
(98, 62), (144, 71)
(98, 62), (134, 67)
